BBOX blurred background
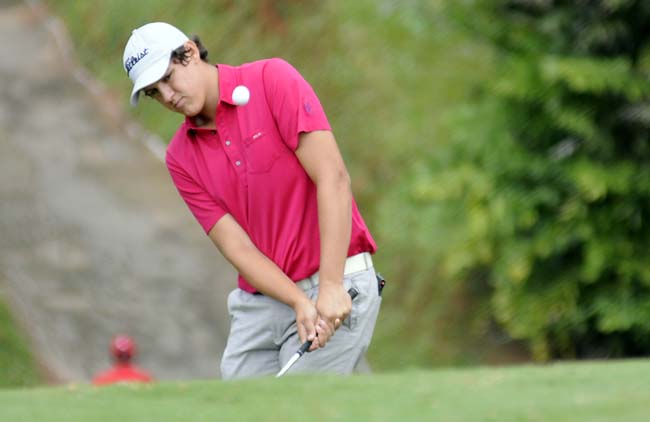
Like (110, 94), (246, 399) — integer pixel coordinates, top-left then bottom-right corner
(2, 0), (650, 387)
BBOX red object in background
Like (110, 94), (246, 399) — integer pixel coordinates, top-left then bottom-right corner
(93, 335), (153, 385)
(92, 363), (153, 385)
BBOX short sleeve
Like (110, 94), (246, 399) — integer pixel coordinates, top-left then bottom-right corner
(262, 58), (331, 151)
(165, 152), (227, 234)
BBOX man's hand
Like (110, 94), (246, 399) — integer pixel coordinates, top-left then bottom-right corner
(315, 283), (352, 343)
(292, 296), (330, 352)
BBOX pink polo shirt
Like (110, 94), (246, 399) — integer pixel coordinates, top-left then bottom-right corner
(165, 58), (376, 293)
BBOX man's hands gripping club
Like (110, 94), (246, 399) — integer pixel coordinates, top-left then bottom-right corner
(295, 282), (352, 351)
(276, 287), (358, 377)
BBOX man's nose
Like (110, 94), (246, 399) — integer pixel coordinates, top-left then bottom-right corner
(159, 84), (174, 103)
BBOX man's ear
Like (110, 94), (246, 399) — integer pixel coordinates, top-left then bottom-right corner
(184, 40), (200, 63)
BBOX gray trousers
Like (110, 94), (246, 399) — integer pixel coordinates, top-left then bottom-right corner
(220, 266), (382, 379)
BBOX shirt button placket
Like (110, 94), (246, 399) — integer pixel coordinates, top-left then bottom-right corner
(217, 111), (246, 183)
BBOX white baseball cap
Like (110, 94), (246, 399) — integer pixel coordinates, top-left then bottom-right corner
(123, 22), (189, 105)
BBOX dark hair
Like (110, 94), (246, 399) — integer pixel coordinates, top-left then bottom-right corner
(171, 35), (209, 64)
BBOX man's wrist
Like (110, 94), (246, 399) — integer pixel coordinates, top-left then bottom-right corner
(287, 288), (311, 309)
(317, 277), (344, 289)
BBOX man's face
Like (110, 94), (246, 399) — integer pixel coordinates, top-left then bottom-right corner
(141, 55), (204, 116)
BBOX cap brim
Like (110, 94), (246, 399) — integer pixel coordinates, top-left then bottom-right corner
(129, 54), (172, 106)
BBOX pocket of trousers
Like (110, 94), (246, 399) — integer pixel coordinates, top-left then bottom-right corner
(226, 289), (238, 319)
(342, 269), (375, 331)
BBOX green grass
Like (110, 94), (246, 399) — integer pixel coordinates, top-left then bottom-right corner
(0, 292), (41, 388)
(1, 360), (648, 421)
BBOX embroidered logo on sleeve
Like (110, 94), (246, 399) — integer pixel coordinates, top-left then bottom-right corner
(303, 100), (313, 115)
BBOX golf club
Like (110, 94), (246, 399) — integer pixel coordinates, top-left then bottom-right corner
(276, 287), (359, 377)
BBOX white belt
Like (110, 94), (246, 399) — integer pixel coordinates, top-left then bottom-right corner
(296, 252), (373, 291)
(343, 252), (374, 275)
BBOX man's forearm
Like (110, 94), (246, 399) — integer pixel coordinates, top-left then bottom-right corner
(294, 130), (353, 287)
(230, 243), (307, 306)
(316, 172), (352, 286)
(208, 214), (307, 307)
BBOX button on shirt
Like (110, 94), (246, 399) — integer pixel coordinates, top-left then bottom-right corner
(165, 58), (376, 293)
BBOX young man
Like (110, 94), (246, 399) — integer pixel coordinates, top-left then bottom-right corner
(93, 335), (153, 385)
(122, 22), (382, 379)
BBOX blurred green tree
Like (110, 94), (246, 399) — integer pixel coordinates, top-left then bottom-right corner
(412, 0), (650, 361)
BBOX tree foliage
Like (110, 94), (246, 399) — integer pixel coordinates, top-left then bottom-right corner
(418, 0), (650, 360)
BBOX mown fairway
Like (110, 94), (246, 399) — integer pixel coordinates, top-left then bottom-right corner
(1, 359), (648, 421)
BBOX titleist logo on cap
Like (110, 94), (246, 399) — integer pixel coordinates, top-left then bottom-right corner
(124, 48), (149, 75)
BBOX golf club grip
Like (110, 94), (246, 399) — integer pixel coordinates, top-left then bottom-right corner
(298, 287), (359, 355)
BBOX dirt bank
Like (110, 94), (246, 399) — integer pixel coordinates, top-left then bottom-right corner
(0, 1), (235, 382)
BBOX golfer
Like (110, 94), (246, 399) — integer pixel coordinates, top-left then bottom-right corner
(122, 22), (382, 379)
